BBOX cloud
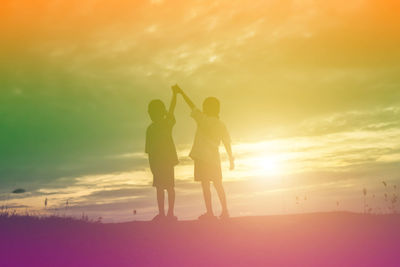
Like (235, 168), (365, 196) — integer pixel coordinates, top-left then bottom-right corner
(299, 106), (400, 136)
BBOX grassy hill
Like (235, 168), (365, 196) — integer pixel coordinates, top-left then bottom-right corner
(1, 212), (399, 267)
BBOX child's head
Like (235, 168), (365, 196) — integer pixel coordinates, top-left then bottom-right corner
(148, 99), (167, 122)
(203, 97), (220, 117)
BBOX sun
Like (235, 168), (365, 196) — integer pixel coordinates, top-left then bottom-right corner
(238, 153), (284, 178)
(253, 156), (283, 177)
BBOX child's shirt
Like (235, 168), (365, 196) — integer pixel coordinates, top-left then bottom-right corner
(189, 108), (231, 164)
(145, 115), (179, 167)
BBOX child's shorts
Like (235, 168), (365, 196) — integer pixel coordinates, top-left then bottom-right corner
(150, 163), (175, 189)
(194, 159), (222, 182)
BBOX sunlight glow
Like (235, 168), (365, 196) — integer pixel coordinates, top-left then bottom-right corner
(240, 155), (284, 178)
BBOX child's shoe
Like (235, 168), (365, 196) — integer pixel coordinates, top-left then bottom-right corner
(166, 214), (178, 222)
(219, 211), (230, 221)
(198, 212), (217, 221)
(152, 214), (165, 222)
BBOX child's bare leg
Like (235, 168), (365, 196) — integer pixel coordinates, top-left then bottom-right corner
(201, 180), (213, 215)
(156, 187), (165, 216)
(213, 180), (228, 215)
(166, 186), (175, 216)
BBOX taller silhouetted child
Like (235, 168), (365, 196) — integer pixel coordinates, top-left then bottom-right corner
(145, 86), (179, 221)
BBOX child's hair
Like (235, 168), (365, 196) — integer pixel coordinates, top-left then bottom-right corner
(203, 97), (220, 117)
(148, 99), (167, 122)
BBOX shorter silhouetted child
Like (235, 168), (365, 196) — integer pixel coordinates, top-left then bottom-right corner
(145, 87), (179, 221)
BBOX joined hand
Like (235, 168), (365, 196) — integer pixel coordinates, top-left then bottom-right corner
(171, 84), (183, 94)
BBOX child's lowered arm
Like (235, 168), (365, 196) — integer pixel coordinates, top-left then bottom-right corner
(173, 84), (196, 110)
(223, 139), (235, 170)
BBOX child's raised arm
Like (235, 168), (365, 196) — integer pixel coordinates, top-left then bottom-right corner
(168, 86), (178, 117)
(173, 84), (196, 110)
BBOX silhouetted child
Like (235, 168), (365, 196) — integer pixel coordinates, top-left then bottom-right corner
(145, 87), (179, 221)
(173, 84), (234, 220)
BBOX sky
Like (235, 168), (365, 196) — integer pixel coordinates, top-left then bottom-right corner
(1, 0), (400, 222)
